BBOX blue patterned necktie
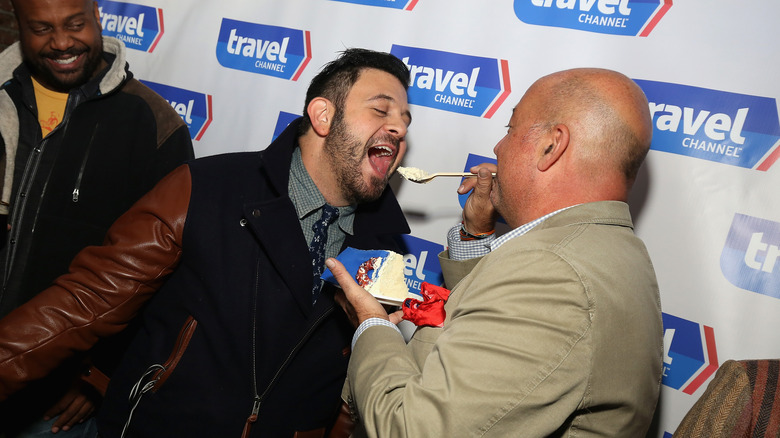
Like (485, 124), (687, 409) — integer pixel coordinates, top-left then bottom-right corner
(309, 204), (339, 303)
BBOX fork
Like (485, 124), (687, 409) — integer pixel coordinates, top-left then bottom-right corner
(397, 167), (495, 184)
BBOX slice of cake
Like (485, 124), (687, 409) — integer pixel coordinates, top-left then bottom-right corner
(322, 247), (412, 304)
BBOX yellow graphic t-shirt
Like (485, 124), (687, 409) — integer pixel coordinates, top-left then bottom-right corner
(31, 77), (68, 138)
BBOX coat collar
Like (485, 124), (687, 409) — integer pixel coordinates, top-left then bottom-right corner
(532, 201), (634, 232)
(256, 117), (299, 196)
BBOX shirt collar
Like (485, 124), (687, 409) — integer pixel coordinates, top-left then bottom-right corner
(289, 147), (356, 234)
(490, 205), (577, 251)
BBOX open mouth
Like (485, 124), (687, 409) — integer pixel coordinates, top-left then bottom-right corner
(53, 55), (79, 65)
(368, 145), (396, 176)
(45, 52), (85, 72)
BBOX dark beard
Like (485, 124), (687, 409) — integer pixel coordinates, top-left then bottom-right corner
(25, 44), (103, 93)
(323, 112), (389, 205)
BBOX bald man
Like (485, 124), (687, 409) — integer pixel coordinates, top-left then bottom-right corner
(328, 68), (663, 437)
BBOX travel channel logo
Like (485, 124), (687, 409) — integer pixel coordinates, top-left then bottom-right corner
(328, 0), (419, 10)
(216, 19), (311, 81)
(636, 79), (780, 171)
(140, 81), (213, 141)
(513, 0), (672, 37)
(397, 235), (445, 297)
(390, 45), (511, 119)
(721, 213), (780, 299)
(97, 0), (163, 52)
(272, 111), (301, 142)
(662, 313), (718, 395)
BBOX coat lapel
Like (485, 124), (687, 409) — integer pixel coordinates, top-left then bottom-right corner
(242, 196), (315, 316)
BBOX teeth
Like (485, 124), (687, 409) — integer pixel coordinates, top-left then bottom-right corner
(372, 146), (393, 157)
(54, 55), (78, 65)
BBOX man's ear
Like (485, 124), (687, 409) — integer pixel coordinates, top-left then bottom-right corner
(537, 124), (569, 172)
(307, 97), (332, 137)
(93, 1), (102, 30)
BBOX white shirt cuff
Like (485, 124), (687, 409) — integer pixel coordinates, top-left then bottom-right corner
(352, 317), (402, 349)
(446, 224), (493, 260)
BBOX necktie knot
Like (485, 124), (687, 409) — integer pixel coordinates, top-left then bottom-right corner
(314, 204), (339, 231)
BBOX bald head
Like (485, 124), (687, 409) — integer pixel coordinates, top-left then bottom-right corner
(534, 68), (652, 186)
(491, 68), (652, 226)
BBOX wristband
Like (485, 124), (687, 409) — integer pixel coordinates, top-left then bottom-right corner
(459, 222), (495, 241)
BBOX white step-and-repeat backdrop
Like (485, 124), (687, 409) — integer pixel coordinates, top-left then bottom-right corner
(96, 0), (780, 435)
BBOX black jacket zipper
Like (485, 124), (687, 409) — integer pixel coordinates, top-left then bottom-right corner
(242, 259), (334, 438)
(72, 123), (100, 203)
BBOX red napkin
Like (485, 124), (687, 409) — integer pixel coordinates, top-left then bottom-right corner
(402, 282), (451, 327)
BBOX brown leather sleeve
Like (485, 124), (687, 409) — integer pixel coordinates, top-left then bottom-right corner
(0, 164), (192, 400)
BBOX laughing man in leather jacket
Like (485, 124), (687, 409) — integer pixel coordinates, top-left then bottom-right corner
(0, 0), (194, 434)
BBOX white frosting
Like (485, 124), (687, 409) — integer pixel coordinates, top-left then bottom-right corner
(364, 251), (411, 300)
(396, 166), (430, 182)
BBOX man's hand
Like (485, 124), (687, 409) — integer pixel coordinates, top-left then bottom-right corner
(44, 381), (98, 433)
(326, 258), (403, 327)
(459, 164), (499, 234)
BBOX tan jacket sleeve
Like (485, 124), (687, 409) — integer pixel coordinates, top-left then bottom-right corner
(0, 164), (192, 400)
(437, 249), (483, 289)
(349, 248), (593, 437)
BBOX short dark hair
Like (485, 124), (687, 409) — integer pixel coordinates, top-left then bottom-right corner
(298, 48), (410, 135)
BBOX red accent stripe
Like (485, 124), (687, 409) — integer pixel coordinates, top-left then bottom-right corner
(194, 94), (213, 141)
(682, 325), (718, 394)
(291, 31), (312, 82)
(756, 141), (780, 171)
(148, 9), (165, 53)
(639, 0), (672, 37)
(483, 59), (511, 119)
(405, 0), (419, 10)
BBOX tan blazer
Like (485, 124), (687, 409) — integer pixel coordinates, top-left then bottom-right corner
(347, 201), (663, 437)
